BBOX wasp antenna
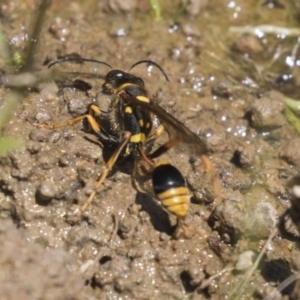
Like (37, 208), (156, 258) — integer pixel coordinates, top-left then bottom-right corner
(129, 59), (170, 82)
(48, 57), (113, 70)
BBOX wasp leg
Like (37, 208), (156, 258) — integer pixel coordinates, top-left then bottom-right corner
(78, 131), (132, 215)
(88, 104), (102, 116)
(149, 136), (180, 159)
(138, 147), (155, 168)
(86, 105), (113, 141)
(146, 124), (164, 144)
(30, 104), (112, 142)
(29, 113), (91, 129)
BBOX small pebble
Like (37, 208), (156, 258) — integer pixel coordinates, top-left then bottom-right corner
(36, 180), (58, 204)
(235, 250), (255, 271)
(280, 138), (300, 167)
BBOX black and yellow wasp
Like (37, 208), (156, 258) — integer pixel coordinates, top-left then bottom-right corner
(32, 57), (210, 236)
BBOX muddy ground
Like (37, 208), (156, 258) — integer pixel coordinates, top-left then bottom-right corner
(1, 0), (300, 299)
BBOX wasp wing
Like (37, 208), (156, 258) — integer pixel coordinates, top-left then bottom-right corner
(120, 92), (207, 156)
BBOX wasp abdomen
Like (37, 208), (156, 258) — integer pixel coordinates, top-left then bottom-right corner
(152, 162), (189, 219)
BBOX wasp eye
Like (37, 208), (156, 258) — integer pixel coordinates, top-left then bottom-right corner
(104, 70), (127, 88)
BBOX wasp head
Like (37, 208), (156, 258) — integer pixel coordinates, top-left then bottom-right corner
(102, 70), (145, 94)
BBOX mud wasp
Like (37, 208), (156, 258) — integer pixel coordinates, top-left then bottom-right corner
(31, 57), (210, 237)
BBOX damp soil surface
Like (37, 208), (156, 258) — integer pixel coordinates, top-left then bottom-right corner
(1, 0), (300, 299)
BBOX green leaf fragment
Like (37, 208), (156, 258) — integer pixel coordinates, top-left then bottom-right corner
(0, 92), (20, 129)
(0, 137), (23, 156)
(150, 0), (162, 20)
(285, 96), (300, 116)
(285, 106), (300, 135)
(12, 52), (22, 66)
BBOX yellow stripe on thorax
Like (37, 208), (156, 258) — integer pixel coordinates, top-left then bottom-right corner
(125, 106), (133, 114)
(130, 133), (146, 144)
(136, 95), (150, 103)
(117, 83), (150, 103)
(118, 83), (135, 91)
(138, 119), (144, 127)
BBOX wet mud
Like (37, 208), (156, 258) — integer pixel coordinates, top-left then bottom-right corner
(1, 0), (300, 299)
